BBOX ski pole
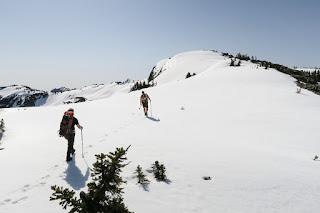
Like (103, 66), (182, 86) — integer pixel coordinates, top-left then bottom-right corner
(81, 129), (84, 158)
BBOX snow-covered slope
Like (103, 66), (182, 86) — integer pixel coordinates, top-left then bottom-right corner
(43, 82), (133, 106)
(149, 50), (226, 85)
(1, 51), (320, 213)
(0, 81), (133, 108)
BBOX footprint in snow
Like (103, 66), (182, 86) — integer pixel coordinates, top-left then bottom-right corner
(12, 196), (28, 204)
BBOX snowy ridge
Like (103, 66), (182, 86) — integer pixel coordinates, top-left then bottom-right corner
(150, 51), (227, 85)
(0, 85), (48, 108)
(42, 82), (133, 106)
(0, 81), (134, 108)
(1, 50), (320, 212)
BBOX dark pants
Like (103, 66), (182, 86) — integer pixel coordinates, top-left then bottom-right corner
(66, 134), (75, 160)
(142, 101), (148, 109)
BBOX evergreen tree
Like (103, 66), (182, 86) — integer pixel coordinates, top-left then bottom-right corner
(237, 60), (241, 67)
(50, 146), (133, 213)
(148, 67), (156, 83)
(151, 161), (167, 181)
(134, 165), (150, 185)
(0, 119), (5, 133)
(230, 59), (235, 66)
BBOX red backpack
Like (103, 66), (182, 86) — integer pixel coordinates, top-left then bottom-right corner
(59, 111), (74, 138)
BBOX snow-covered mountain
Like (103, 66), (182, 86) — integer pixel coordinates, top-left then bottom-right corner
(0, 80), (134, 108)
(0, 85), (48, 108)
(148, 50), (226, 85)
(1, 50), (320, 213)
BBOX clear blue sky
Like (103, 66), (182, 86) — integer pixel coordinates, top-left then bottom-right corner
(1, 0), (319, 91)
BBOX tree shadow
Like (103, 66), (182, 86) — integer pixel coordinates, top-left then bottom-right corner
(146, 116), (160, 122)
(141, 184), (150, 192)
(65, 155), (90, 190)
(162, 179), (172, 185)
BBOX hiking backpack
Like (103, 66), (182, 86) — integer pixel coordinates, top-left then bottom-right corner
(59, 111), (74, 137)
(141, 93), (148, 102)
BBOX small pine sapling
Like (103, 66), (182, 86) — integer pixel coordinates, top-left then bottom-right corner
(152, 161), (167, 181)
(134, 165), (150, 185)
(50, 146), (133, 213)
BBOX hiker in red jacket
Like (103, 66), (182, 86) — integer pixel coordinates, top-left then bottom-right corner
(60, 108), (83, 162)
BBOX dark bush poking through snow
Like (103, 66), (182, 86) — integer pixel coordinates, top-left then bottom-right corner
(151, 161), (167, 181)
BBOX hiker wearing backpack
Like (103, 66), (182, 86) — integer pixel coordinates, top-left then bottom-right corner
(140, 91), (151, 116)
(59, 108), (83, 162)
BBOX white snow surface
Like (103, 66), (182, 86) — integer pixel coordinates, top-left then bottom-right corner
(42, 83), (133, 106)
(1, 51), (320, 212)
(151, 51), (226, 85)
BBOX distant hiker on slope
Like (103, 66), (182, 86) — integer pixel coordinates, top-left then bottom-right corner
(59, 108), (83, 162)
(140, 91), (151, 116)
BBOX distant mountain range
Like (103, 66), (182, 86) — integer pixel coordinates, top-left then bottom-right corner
(0, 80), (133, 108)
(1, 50), (319, 108)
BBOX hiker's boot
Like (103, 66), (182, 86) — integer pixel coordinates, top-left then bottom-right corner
(66, 152), (72, 162)
(72, 149), (76, 155)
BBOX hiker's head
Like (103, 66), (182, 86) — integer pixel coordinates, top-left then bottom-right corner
(142, 91), (144, 94)
(68, 108), (74, 112)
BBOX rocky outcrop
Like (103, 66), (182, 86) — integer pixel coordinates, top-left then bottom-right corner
(63, 97), (87, 104)
(50, 87), (71, 93)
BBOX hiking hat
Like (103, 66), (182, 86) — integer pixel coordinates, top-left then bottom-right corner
(68, 108), (74, 112)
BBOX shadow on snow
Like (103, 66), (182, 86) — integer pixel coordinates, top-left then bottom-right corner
(65, 154), (90, 190)
(146, 116), (160, 122)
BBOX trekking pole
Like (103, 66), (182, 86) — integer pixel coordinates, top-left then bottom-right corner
(150, 101), (152, 116)
(81, 129), (84, 158)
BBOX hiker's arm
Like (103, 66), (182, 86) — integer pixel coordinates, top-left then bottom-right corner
(148, 95), (151, 102)
(77, 124), (83, 130)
